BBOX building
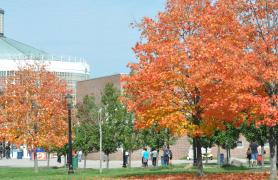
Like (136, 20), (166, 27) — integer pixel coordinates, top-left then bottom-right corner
(0, 9), (90, 100)
(0, 8), (90, 158)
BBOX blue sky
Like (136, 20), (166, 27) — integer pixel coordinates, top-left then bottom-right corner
(1, 0), (165, 78)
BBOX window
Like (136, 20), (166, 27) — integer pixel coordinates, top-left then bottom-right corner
(236, 141), (243, 148)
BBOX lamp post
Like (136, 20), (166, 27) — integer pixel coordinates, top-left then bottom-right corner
(31, 101), (39, 173)
(98, 108), (103, 174)
(65, 94), (74, 174)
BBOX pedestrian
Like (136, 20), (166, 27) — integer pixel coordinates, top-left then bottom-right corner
(5, 143), (10, 159)
(0, 143), (3, 159)
(57, 152), (62, 163)
(142, 147), (149, 167)
(141, 148), (145, 167)
(78, 151), (82, 162)
(250, 141), (258, 167)
(169, 147), (173, 165)
(125, 151), (129, 165)
(151, 148), (158, 166)
(163, 146), (170, 166)
(246, 147), (252, 167)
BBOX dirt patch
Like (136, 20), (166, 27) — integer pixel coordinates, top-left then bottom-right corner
(124, 172), (269, 180)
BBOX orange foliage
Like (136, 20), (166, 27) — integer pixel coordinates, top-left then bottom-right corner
(122, 0), (277, 136)
(0, 63), (68, 149)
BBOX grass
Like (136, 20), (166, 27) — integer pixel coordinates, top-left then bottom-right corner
(0, 163), (267, 180)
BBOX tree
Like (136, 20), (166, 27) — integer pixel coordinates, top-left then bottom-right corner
(96, 83), (126, 168)
(0, 63), (68, 172)
(213, 124), (240, 165)
(74, 124), (97, 169)
(200, 136), (214, 164)
(75, 95), (99, 168)
(117, 112), (141, 168)
(123, 0), (277, 176)
(122, 0), (244, 175)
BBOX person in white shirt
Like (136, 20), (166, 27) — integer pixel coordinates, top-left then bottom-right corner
(151, 148), (158, 166)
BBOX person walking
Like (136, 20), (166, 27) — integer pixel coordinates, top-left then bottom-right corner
(169, 147), (173, 165)
(78, 151), (82, 162)
(246, 147), (252, 167)
(151, 148), (158, 167)
(142, 147), (149, 167)
(163, 147), (170, 166)
(250, 141), (258, 167)
(5, 143), (10, 159)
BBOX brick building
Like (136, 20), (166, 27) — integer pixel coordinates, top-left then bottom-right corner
(76, 74), (267, 160)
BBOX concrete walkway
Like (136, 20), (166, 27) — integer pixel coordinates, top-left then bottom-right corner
(0, 158), (197, 169)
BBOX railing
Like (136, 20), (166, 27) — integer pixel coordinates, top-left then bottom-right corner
(0, 55), (87, 64)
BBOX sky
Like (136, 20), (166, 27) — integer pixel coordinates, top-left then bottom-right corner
(0, 0), (166, 78)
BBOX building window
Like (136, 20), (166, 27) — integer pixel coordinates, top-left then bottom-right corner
(236, 141), (243, 148)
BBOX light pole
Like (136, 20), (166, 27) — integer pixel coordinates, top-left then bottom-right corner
(32, 101), (39, 173)
(65, 94), (74, 174)
(98, 108), (103, 174)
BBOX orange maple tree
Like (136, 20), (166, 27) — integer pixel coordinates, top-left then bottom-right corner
(123, 0), (277, 176)
(0, 63), (68, 171)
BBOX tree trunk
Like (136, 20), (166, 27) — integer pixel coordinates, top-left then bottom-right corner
(196, 137), (204, 176)
(261, 145), (264, 168)
(128, 151), (132, 168)
(64, 154), (67, 168)
(47, 152), (50, 168)
(226, 149), (229, 165)
(217, 145), (220, 166)
(156, 150), (159, 167)
(34, 150), (38, 173)
(84, 154), (87, 169)
(193, 138), (197, 166)
(228, 149), (231, 164)
(122, 149), (126, 168)
(106, 154), (109, 169)
(205, 148), (208, 164)
(269, 127), (277, 180)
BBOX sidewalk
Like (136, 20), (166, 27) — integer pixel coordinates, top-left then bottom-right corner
(0, 158), (193, 168)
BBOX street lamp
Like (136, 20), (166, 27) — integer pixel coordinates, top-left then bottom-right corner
(98, 108), (103, 174)
(31, 101), (39, 173)
(65, 94), (74, 174)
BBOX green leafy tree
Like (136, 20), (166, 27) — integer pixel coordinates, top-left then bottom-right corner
(117, 112), (141, 168)
(74, 124), (98, 168)
(213, 124), (240, 165)
(75, 95), (99, 168)
(95, 83), (126, 168)
(200, 136), (214, 164)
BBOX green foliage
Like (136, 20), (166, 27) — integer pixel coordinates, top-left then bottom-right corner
(76, 95), (98, 125)
(74, 95), (99, 155)
(55, 144), (68, 156)
(138, 124), (176, 149)
(240, 122), (268, 146)
(213, 123), (240, 150)
(200, 136), (214, 149)
(73, 124), (98, 155)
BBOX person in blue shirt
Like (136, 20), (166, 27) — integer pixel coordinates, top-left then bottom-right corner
(143, 147), (149, 167)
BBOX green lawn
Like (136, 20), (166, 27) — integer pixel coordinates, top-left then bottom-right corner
(0, 164), (265, 180)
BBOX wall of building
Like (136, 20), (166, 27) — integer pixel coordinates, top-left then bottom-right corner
(77, 74), (122, 104)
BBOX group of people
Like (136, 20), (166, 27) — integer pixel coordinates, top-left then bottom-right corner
(0, 143), (11, 159)
(141, 146), (173, 167)
(246, 141), (265, 167)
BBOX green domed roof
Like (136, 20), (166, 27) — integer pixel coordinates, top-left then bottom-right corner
(0, 36), (48, 59)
